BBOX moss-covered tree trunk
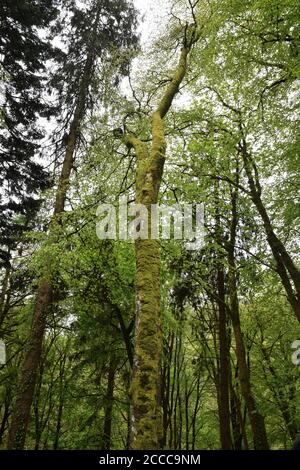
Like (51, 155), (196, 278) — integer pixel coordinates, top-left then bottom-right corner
(120, 26), (199, 449)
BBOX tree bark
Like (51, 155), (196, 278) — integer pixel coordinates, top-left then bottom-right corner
(0, 265), (11, 331)
(213, 180), (232, 449)
(227, 185), (269, 450)
(0, 387), (11, 445)
(260, 344), (298, 442)
(217, 265), (232, 449)
(229, 376), (242, 450)
(124, 26), (199, 450)
(53, 345), (68, 450)
(7, 51), (94, 450)
(240, 138), (300, 323)
(101, 356), (116, 450)
(161, 332), (173, 448)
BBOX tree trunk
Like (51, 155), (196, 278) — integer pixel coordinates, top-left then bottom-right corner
(229, 276), (269, 449)
(184, 380), (189, 450)
(53, 346), (68, 450)
(7, 279), (52, 449)
(229, 377), (243, 450)
(7, 52), (94, 450)
(191, 376), (201, 450)
(161, 333), (173, 448)
(0, 388), (11, 445)
(101, 356), (116, 450)
(214, 179), (232, 449)
(260, 345), (298, 442)
(217, 265), (232, 449)
(124, 26), (199, 449)
(229, 360), (247, 450)
(240, 139), (300, 323)
(227, 186), (269, 450)
(0, 265), (11, 331)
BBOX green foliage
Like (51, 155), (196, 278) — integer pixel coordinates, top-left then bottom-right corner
(0, 0), (300, 451)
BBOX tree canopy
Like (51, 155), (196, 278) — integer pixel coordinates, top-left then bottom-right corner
(0, 0), (299, 453)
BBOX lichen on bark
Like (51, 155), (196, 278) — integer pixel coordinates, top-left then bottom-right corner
(118, 24), (200, 449)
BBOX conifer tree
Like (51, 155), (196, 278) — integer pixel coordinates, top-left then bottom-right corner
(0, 0), (60, 264)
(7, 0), (138, 449)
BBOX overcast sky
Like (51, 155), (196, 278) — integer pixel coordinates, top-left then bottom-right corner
(133, 0), (171, 45)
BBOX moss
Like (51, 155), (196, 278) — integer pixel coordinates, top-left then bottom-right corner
(125, 29), (198, 450)
(130, 239), (162, 449)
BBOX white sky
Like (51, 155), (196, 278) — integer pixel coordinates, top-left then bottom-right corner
(133, 0), (171, 45)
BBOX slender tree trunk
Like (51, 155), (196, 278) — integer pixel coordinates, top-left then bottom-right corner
(169, 333), (178, 449)
(0, 389), (11, 445)
(0, 265), (11, 331)
(228, 275), (269, 449)
(161, 333), (173, 448)
(185, 379), (189, 450)
(229, 365), (244, 450)
(115, 307), (133, 368)
(177, 384), (183, 450)
(240, 139), (300, 323)
(227, 186), (269, 450)
(260, 345), (298, 442)
(53, 347), (68, 450)
(7, 52), (94, 450)
(123, 26), (199, 449)
(240, 404), (249, 450)
(124, 370), (131, 451)
(191, 376), (201, 450)
(53, 400), (63, 451)
(217, 265), (232, 449)
(214, 180), (232, 449)
(101, 356), (116, 450)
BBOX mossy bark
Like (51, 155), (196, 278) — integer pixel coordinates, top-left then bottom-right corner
(130, 238), (162, 449)
(123, 27), (198, 449)
(125, 117), (165, 449)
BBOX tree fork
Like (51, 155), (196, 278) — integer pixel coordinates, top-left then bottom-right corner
(118, 24), (199, 449)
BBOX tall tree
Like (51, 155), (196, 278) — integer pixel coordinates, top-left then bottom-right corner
(238, 135), (300, 323)
(0, 0), (60, 264)
(214, 182), (232, 449)
(117, 22), (200, 449)
(226, 179), (269, 450)
(7, 0), (138, 449)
